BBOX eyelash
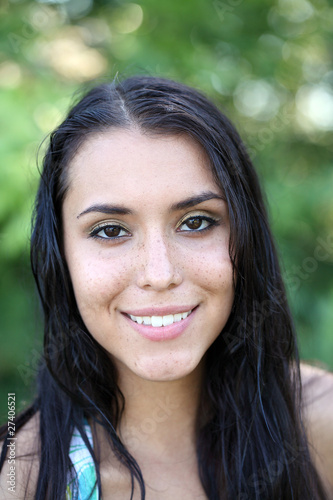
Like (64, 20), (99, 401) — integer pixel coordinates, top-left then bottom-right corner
(89, 224), (130, 240)
(177, 215), (220, 233)
(89, 215), (220, 241)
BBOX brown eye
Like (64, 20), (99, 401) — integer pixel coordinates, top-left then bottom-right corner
(178, 215), (218, 233)
(104, 226), (122, 237)
(90, 224), (129, 239)
(185, 217), (202, 230)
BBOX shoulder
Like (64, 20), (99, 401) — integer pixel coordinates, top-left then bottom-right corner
(300, 362), (333, 496)
(0, 413), (40, 500)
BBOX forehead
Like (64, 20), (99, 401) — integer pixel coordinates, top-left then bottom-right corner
(65, 129), (222, 209)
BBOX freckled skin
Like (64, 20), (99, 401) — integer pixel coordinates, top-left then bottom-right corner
(62, 129), (234, 383)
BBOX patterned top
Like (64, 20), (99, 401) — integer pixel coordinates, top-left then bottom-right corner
(66, 423), (98, 500)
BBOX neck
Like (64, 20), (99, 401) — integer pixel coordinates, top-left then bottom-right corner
(115, 361), (204, 460)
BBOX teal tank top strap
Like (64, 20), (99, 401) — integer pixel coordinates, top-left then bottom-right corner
(66, 421), (98, 500)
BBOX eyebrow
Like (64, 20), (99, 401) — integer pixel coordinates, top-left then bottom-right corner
(77, 204), (133, 218)
(77, 191), (226, 219)
(170, 191), (225, 211)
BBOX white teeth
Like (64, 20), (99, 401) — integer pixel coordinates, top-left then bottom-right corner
(128, 309), (193, 327)
(162, 314), (174, 326)
(151, 316), (163, 327)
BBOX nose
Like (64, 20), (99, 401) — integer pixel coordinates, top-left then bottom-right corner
(136, 233), (183, 291)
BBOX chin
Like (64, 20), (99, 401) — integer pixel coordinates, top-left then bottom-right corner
(132, 353), (202, 382)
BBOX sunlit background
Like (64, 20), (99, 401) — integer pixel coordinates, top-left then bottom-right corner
(1, 0), (332, 417)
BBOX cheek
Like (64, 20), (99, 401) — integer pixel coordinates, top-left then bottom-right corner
(67, 251), (132, 313)
(189, 242), (233, 292)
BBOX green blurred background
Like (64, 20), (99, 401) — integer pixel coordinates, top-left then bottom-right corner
(1, 0), (332, 419)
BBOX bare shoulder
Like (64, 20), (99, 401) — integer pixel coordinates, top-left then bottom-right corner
(0, 413), (40, 500)
(300, 362), (333, 496)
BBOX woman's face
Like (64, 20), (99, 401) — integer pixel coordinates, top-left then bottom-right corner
(62, 129), (234, 382)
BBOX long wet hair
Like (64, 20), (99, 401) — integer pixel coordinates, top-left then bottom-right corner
(0, 76), (327, 499)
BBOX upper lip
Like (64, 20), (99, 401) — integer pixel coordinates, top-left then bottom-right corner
(122, 305), (198, 317)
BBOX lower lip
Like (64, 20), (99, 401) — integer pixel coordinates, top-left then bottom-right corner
(122, 307), (198, 341)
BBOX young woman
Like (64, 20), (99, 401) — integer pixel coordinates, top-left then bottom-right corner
(0, 76), (332, 499)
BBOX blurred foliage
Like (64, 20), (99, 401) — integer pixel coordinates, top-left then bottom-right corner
(0, 0), (332, 416)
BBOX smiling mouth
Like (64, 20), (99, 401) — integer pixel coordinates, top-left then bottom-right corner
(127, 308), (194, 328)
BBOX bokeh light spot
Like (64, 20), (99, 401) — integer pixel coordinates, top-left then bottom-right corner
(0, 61), (22, 88)
(296, 84), (333, 130)
(233, 80), (280, 120)
(113, 3), (144, 34)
